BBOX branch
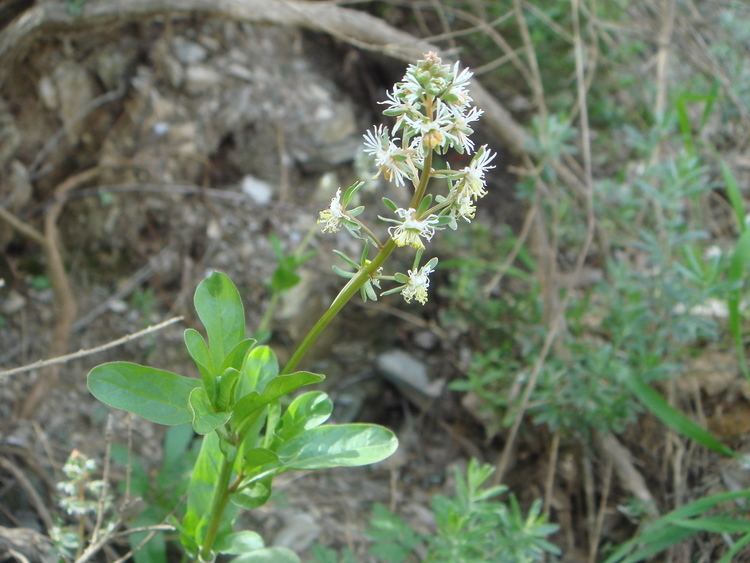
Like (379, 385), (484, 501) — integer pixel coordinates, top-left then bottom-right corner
(0, 316), (183, 380)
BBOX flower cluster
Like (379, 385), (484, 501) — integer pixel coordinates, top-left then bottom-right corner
(56, 450), (109, 517)
(318, 53), (495, 306)
(51, 450), (116, 558)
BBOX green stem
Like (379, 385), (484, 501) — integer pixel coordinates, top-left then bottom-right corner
(282, 239), (397, 374)
(282, 150), (433, 374)
(199, 454), (233, 561)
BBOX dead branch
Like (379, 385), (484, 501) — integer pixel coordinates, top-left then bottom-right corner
(0, 316), (183, 379)
(20, 168), (101, 417)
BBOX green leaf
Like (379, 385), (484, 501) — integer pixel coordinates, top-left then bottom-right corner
(277, 391), (333, 442)
(162, 424), (195, 476)
(221, 338), (256, 373)
(237, 346), (279, 398)
(231, 547), (301, 562)
(216, 531), (264, 555)
(721, 161), (746, 232)
(184, 328), (212, 372)
(728, 230), (750, 379)
(216, 368), (241, 411)
(184, 328), (215, 396)
(232, 372), (324, 429)
(188, 388), (231, 435)
(604, 489), (750, 563)
(181, 432), (238, 553)
(195, 272), (246, 370)
(382, 197), (398, 212)
(87, 362), (200, 426)
(625, 376), (734, 457)
(243, 448), (279, 472)
(231, 477), (273, 510)
(277, 424), (398, 470)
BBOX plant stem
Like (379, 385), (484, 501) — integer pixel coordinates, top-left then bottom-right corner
(282, 239), (397, 374)
(282, 150), (434, 374)
(199, 454), (233, 560)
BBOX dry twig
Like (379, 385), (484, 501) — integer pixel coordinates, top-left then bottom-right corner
(0, 316), (183, 379)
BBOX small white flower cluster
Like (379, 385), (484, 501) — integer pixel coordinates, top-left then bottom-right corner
(318, 53), (495, 306)
(55, 450), (111, 517)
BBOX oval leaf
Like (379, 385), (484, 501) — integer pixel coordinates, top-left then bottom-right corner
(221, 338), (257, 373)
(188, 388), (231, 435)
(277, 423), (398, 470)
(216, 531), (264, 555)
(231, 547), (300, 563)
(277, 391), (333, 442)
(237, 345), (279, 398)
(195, 272), (246, 370)
(232, 371), (324, 428)
(87, 362), (199, 425)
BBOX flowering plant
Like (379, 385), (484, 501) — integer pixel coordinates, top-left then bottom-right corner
(316, 52), (495, 316)
(85, 53), (493, 562)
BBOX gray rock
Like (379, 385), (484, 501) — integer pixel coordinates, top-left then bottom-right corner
(414, 330), (439, 350)
(241, 175), (274, 205)
(37, 75), (57, 110)
(184, 65), (221, 95)
(272, 511), (321, 553)
(172, 37), (208, 65)
(1, 290), (25, 315)
(376, 350), (444, 408)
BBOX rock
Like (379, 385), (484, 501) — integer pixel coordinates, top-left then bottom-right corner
(184, 65), (221, 95)
(37, 76), (57, 110)
(413, 330), (438, 350)
(1, 290), (25, 315)
(272, 511), (321, 553)
(52, 61), (98, 142)
(241, 175), (274, 206)
(95, 48), (131, 90)
(172, 37), (208, 65)
(376, 350), (444, 408)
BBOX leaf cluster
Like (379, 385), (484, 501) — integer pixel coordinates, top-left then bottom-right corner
(87, 272), (397, 560)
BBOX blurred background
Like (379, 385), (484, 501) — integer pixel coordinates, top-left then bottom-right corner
(1, 0), (749, 561)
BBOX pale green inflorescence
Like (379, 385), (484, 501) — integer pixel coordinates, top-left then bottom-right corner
(318, 52), (496, 305)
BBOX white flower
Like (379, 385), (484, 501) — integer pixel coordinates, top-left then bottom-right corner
(705, 245), (722, 260)
(445, 105), (483, 154)
(405, 102), (457, 151)
(317, 188), (345, 233)
(379, 87), (421, 132)
(460, 145), (496, 199)
(443, 62), (474, 108)
(386, 208), (440, 249)
(363, 125), (420, 187)
(451, 191), (476, 228)
(402, 262), (436, 305)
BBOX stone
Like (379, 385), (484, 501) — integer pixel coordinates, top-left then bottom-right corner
(1, 290), (25, 315)
(172, 37), (208, 65)
(272, 511), (321, 553)
(376, 350), (444, 408)
(241, 175), (274, 206)
(53, 61), (98, 140)
(184, 65), (221, 94)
